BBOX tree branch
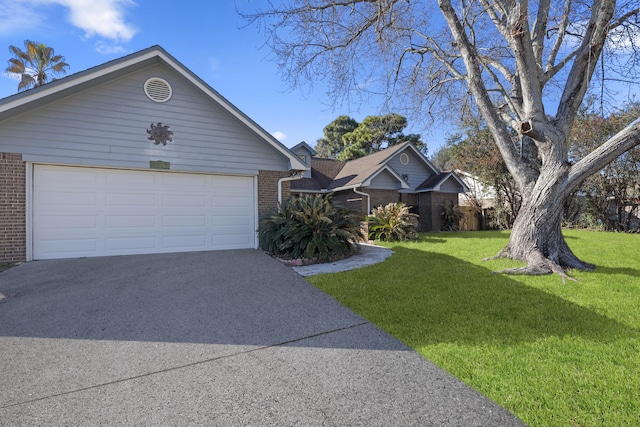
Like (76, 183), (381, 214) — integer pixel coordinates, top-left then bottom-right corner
(532, 0), (551, 65)
(545, 0), (572, 74)
(555, 0), (616, 135)
(438, 0), (536, 191)
(568, 116), (640, 191)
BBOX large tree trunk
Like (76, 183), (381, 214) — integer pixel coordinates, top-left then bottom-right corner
(489, 163), (595, 277)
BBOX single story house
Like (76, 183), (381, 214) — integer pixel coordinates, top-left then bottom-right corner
(0, 46), (308, 262)
(290, 141), (469, 231)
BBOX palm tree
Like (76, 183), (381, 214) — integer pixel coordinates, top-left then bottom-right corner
(5, 40), (70, 92)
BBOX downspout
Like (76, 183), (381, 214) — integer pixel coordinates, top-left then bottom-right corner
(353, 187), (370, 214)
(278, 171), (304, 204)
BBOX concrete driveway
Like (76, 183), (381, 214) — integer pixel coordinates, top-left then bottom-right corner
(0, 249), (525, 426)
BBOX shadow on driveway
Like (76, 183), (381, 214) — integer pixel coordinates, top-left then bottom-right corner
(0, 249), (526, 426)
(0, 250), (380, 348)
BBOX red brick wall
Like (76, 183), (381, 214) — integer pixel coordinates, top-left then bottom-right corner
(257, 170), (290, 220)
(0, 153), (26, 262)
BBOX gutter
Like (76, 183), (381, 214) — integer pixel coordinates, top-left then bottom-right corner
(352, 187), (371, 214)
(278, 171), (304, 204)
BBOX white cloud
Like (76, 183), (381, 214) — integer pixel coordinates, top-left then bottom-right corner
(95, 41), (127, 55)
(4, 0), (138, 42)
(53, 0), (137, 41)
(272, 131), (287, 141)
(0, 2), (44, 35)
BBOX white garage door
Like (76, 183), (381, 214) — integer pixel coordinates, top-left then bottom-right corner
(33, 165), (256, 260)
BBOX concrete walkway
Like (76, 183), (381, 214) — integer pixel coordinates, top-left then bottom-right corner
(292, 243), (393, 276)
(0, 250), (525, 426)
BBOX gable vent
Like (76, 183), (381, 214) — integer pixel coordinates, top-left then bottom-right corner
(144, 78), (172, 103)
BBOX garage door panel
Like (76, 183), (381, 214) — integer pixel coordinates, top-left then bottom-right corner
(163, 215), (207, 227)
(105, 236), (156, 252)
(213, 195), (251, 206)
(160, 174), (209, 188)
(39, 238), (98, 257)
(106, 193), (156, 206)
(106, 215), (157, 228)
(214, 215), (251, 226)
(37, 167), (99, 186)
(39, 191), (98, 207)
(163, 235), (208, 249)
(213, 233), (252, 246)
(39, 215), (99, 230)
(33, 165), (256, 259)
(106, 171), (156, 186)
(162, 194), (207, 207)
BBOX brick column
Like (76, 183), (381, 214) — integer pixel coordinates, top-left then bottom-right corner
(0, 153), (26, 262)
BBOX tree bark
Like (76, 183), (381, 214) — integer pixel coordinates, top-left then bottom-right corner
(488, 163), (594, 278)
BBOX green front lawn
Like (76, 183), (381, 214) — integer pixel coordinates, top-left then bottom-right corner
(308, 230), (640, 427)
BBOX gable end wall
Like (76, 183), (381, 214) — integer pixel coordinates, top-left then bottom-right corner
(0, 153), (26, 262)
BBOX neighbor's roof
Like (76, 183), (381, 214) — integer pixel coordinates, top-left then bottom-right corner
(292, 158), (346, 192)
(0, 45), (308, 172)
(292, 141), (443, 192)
(416, 171), (470, 193)
(290, 141), (317, 156)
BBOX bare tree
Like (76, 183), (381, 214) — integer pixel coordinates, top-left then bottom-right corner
(241, 0), (640, 278)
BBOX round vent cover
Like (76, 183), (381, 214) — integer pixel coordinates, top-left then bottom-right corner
(144, 78), (172, 103)
(400, 153), (410, 165)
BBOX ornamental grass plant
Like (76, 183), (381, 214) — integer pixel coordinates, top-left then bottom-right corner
(366, 202), (419, 241)
(258, 193), (363, 263)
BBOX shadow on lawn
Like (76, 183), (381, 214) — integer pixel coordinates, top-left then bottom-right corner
(417, 231), (510, 245)
(592, 265), (640, 278)
(334, 246), (639, 347)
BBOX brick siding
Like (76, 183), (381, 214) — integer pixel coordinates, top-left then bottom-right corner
(418, 192), (458, 232)
(257, 170), (291, 220)
(0, 153), (26, 262)
(367, 189), (401, 213)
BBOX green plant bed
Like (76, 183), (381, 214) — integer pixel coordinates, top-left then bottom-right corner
(271, 245), (358, 266)
(258, 193), (363, 263)
(308, 230), (640, 426)
(0, 262), (18, 273)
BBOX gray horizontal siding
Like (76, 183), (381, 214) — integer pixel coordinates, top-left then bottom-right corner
(440, 178), (464, 193)
(387, 149), (436, 191)
(0, 64), (289, 175)
(369, 170), (401, 189)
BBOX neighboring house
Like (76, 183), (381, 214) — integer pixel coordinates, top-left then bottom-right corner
(456, 170), (497, 210)
(455, 170), (497, 231)
(0, 46), (308, 262)
(290, 142), (469, 231)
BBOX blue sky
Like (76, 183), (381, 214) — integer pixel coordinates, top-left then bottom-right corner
(0, 0), (451, 152)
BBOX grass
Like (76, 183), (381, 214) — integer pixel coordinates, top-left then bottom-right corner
(0, 262), (18, 273)
(307, 230), (640, 427)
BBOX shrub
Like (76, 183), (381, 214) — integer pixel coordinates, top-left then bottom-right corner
(366, 202), (419, 241)
(441, 200), (465, 231)
(258, 193), (363, 262)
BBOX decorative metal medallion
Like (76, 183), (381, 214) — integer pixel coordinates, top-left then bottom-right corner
(146, 122), (173, 146)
